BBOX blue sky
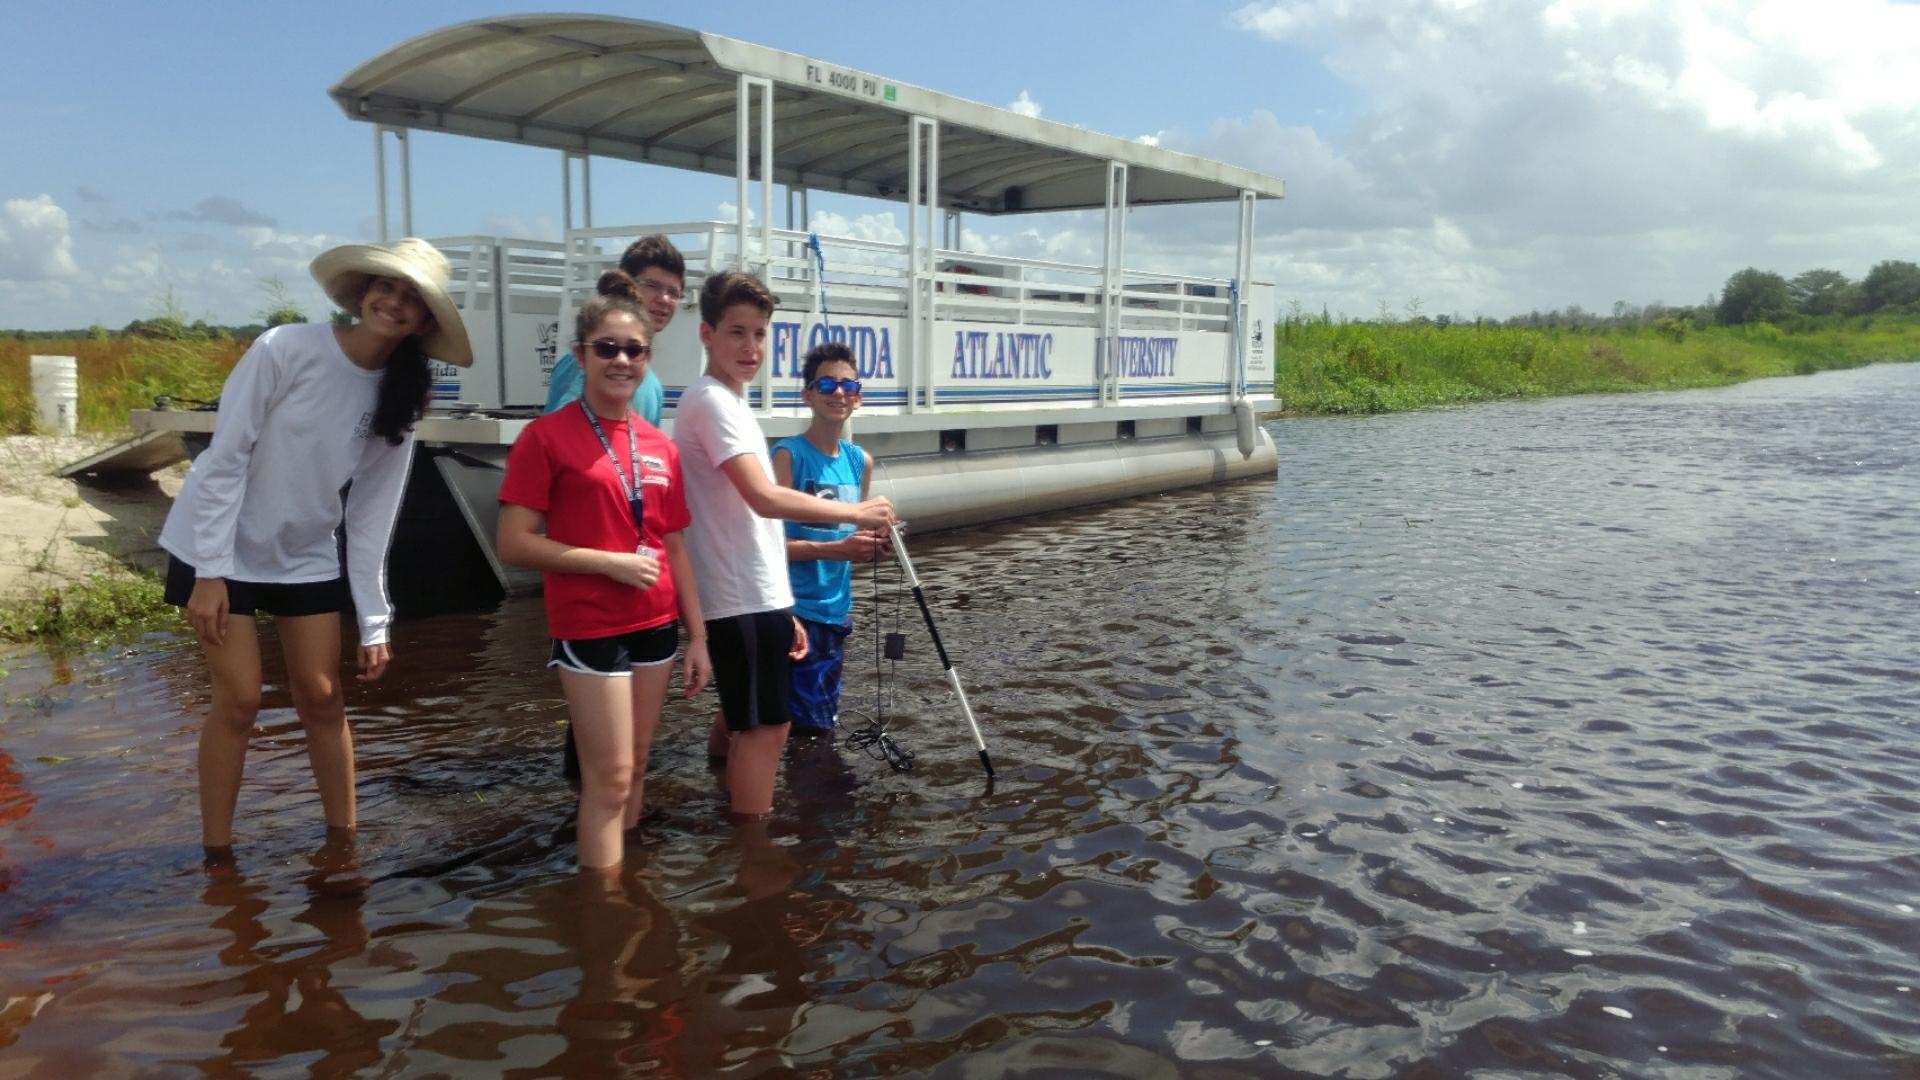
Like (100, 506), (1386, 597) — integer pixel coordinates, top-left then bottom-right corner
(5, 1), (1918, 328)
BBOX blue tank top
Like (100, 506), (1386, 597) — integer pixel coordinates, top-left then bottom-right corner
(775, 435), (864, 626)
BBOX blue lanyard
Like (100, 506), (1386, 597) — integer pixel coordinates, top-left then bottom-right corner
(578, 401), (644, 526)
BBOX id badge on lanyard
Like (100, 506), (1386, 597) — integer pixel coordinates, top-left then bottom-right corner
(579, 402), (648, 543)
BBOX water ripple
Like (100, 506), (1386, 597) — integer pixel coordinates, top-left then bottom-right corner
(3, 364), (1920, 1074)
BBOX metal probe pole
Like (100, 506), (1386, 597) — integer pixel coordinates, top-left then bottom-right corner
(886, 522), (994, 778)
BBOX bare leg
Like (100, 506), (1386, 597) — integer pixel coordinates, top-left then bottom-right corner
(732, 815), (799, 901)
(279, 614), (354, 832)
(707, 712), (730, 763)
(563, 671), (635, 870)
(198, 618), (264, 849)
(725, 724), (790, 818)
(623, 662), (674, 829)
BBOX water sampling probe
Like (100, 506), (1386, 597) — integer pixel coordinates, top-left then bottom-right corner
(870, 520), (995, 779)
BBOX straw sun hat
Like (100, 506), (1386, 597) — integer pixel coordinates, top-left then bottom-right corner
(310, 237), (473, 367)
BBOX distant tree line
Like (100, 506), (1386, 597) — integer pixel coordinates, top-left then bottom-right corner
(1275, 257), (1920, 341)
(1715, 261), (1920, 325)
(4, 322), (278, 342)
(3, 278), (316, 342)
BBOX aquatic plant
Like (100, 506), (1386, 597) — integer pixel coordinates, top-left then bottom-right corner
(0, 570), (175, 645)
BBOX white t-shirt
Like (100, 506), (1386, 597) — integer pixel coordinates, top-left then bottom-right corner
(673, 374), (793, 622)
(158, 323), (416, 645)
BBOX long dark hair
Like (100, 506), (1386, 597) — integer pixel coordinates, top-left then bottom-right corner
(369, 336), (431, 445)
(346, 274), (434, 445)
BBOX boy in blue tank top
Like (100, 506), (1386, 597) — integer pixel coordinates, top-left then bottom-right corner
(773, 342), (887, 733)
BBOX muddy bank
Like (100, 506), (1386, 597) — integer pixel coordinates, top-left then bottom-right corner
(0, 435), (182, 602)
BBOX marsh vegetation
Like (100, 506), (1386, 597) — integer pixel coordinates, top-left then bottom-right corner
(1274, 314), (1920, 414)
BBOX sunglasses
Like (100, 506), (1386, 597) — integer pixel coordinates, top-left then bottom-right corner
(587, 338), (651, 361)
(809, 376), (862, 396)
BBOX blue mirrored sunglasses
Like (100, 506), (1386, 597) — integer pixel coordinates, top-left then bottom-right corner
(810, 376), (862, 395)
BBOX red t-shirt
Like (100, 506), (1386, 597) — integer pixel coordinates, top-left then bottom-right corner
(499, 407), (692, 640)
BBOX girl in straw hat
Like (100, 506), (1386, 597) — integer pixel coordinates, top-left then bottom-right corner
(157, 237), (472, 862)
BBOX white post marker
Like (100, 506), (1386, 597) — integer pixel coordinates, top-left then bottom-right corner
(885, 521), (994, 779)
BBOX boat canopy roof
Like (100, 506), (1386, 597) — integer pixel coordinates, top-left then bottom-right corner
(330, 14), (1285, 215)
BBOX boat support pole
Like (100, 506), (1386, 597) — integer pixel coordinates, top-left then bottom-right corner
(1232, 187), (1258, 458)
(374, 126), (387, 242)
(886, 522), (994, 779)
(736, 73), (775, 411)
(373, 126), (414, 242)
(398, 127), (412, 237)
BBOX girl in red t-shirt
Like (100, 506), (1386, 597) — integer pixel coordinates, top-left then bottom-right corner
(497, 272), (711, 870)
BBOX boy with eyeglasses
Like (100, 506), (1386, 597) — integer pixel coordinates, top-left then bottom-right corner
(772, 342), (886, 736)
(544, 235), (685, 423)
(675, 272), (895, 822)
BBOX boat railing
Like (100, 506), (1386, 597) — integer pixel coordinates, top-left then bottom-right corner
(433, 235), (569, 299)
(556, 221), (1234, 335)
(423, 224), (1256, 413)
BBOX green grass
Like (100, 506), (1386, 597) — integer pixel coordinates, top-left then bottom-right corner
(0, 570), (178, 646)
(1, 337), (245, 435)
(1274, 316), (1920, 415)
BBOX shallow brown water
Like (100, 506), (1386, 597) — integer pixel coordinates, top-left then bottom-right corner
(4, 364), (1919, 1077)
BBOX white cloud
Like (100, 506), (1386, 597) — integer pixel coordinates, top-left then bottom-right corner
(806, 210), (905, 246)
(14, 3), (1919, 327)
(0, 195), (81, 282)
(97, 244), (164, 301)
(0, 203), (347, 328)
(1204, 0), (1920, 315)
(236, 225), (338, 257)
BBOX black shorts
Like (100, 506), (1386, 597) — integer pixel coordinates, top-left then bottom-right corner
(707, 610), (795, 733)
(548, 622), (680, 676)
(163, 554), (347, 619)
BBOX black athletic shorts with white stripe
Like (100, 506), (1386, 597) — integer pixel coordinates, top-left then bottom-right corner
(548, 622), (680, 676)
(706, 610), (795, 732)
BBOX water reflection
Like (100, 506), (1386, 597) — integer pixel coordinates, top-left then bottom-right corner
(552, 864), (686, 1076)
(3, 364), (1919, 1074)
(196, 836), (394, 1075)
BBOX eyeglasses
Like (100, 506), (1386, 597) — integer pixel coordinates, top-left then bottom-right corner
(636, 280), (685, 303)
(810, 376), (862, 396)
(587, 338), (652, 361)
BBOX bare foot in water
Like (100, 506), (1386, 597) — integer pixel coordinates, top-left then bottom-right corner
(305, 827), (370, 899)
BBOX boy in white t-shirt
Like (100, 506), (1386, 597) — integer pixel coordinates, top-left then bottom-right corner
(673, 270), (896, 821)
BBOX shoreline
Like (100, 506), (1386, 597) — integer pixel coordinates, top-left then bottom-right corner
(0, 435), (183, 647)
(6, 343), (1915, 646)
(1269, 355), (1920, 420)
(1272, 316), (1920, 416)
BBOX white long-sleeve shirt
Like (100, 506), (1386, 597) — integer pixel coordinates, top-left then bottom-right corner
(158, 323), (416, 646)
